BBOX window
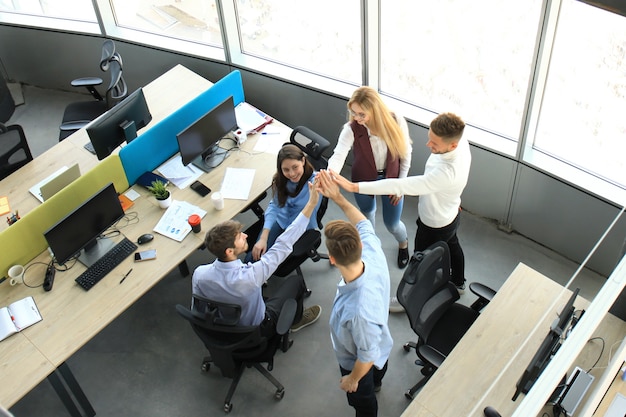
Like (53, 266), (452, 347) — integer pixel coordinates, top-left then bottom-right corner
(380, 0), (543, 147)
(532, 0), (626, 188)
(234, 0), (361, 84)
(0, 0), (96, 21)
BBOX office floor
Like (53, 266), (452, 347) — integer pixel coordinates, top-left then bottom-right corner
(5, 85), (612, 417)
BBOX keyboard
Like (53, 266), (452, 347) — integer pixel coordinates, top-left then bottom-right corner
(75, 237), (137, 290)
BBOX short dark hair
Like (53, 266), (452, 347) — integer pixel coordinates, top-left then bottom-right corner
(204, 220), (242, 260)
(324, 220), (362, 266)
(430, 112), (465, 142)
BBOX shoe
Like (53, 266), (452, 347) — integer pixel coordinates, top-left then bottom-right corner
(455, 281), (466, 295)
(389, 296), (404, 313)
(397, 247), (409, 269)
(374, 383), (382, 393)
(291, 305), (321, 332)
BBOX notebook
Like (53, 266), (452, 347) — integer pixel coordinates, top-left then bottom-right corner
(29, 163), (81, 203)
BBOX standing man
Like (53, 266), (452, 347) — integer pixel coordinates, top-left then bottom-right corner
(331, 112), (471, 309)
(317, 170), (393, 417)
(192, 181), (322, 335)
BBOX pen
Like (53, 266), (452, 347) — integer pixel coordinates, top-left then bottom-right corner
(261, 132), (279, 135)
(119, 268), (133, 284)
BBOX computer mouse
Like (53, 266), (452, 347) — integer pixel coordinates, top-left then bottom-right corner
(137, 233), (154, 245)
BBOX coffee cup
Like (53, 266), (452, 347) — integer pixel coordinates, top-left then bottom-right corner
(8, 264), (24, 286)
(188, 214), (202, 233)
(211, 191), (224, 210)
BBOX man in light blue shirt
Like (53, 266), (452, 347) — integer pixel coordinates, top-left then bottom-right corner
(192, 181), (322, 335)
(317, 170), (393, 417)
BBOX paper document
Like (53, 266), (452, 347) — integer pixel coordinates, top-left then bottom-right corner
(156, 154), (203, 189)
(153, 200), (207, 242)
(220, 167), (255, 200)
(235, 102), (273, 133)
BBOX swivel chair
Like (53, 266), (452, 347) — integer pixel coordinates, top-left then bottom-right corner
(59, 39), (128, 141)
(397, 241), (496, 399)
(0, 122), (33, 180)
(176, 294), (296, 414)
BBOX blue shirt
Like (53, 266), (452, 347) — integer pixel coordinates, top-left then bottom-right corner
(191, 212), (309, 326)
(263, 172), (320, 232)
(329, 219), (393, 370)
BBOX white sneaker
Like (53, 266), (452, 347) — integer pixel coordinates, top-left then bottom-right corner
(389, 296), (404, 313)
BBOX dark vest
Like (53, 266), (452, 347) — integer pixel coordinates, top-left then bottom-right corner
(350, 121), (400, 182)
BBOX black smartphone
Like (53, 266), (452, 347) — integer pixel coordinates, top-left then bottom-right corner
(134, 249), (157, 261)
(190, 180), (211, 197)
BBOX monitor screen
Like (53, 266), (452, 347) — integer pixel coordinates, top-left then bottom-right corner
(86, 88), (152, 160)
(176, 96), (237, 172)
(511, 288), (580, 401)
(44, 183), (125, 267)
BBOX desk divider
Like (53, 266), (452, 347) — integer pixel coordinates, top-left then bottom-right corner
(119, 70), (245, 186)
(0, 155), (128, 278)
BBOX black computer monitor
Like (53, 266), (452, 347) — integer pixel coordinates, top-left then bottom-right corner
(176, 95), (237, 172)
(511, 287), (580, 401)
(86, 88), (152, 160)
(43, 183), (125, 267)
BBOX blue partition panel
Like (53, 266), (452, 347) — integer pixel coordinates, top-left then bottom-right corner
(119, 70), (245, 185)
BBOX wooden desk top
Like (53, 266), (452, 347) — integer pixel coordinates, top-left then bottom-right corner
(401, 263), (626, 417)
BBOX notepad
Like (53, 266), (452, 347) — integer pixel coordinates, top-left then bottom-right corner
(0, 296), (42, 342)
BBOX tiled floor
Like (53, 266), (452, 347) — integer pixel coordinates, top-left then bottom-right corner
(5, 85), (609, 417)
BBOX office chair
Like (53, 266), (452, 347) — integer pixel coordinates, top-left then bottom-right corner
(244, 126), (332, 295)
(176, 294), (296, 414)
(58, 39), (128, 141)
(397, 241), (496, 399)
(0, 76), (15, 123)
(0, 122), (33, 180)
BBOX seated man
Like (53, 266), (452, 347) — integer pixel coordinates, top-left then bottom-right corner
(192, 181), (321, 335)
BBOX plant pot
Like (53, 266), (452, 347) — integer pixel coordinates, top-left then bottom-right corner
(156, 192), (172, 209)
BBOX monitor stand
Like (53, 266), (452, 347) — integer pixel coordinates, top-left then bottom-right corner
(77, 236), (116, 268)
(191, 146), (229, 173)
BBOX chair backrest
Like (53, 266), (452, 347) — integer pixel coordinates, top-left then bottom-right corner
(103, 53), (127, 109)
(397, 241), (460, 340)
(0, 123), (33, 180)
(177, 295), (276, 378)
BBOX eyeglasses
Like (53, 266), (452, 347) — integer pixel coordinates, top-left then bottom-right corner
(349, 110), (367, 120)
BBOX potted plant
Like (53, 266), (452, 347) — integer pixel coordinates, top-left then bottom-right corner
(147, 180), (171, 208)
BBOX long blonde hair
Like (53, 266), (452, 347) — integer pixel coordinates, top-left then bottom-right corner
(347, 86), (408, 159)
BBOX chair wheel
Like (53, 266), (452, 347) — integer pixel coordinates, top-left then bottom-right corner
(275, 389), (285, 400)
(405, 390), (414, 400)
(201, 361), (210, 372)
(403, 343), (411, 352)
(224, 402), (232, 413)
(305, 289), (312, 298)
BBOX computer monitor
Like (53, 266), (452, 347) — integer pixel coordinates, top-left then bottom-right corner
(511, 287), (580, 401)
(176, 95), (237, 172)
(86, 88), (152, 160)
(43, 183), (125, 267)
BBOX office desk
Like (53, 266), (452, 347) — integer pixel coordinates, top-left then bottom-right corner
(0, 64), (212, 233)
(400, 263), (626, 417)
(0, 65), (289, 412)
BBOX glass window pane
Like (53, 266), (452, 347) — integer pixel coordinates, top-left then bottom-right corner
(380, 0), (543, 141)
(0, 0), (96, 21)
(534, 1), (626, 188)
(109, 0), (222, 47)
(235, 0), (361, 84)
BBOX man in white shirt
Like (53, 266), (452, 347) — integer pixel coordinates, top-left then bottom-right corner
(331, 112), (471, 310)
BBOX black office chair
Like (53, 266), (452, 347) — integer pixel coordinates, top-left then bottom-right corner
(0, 122), (33, 180)
(0, 76), (15, 123)
(397, 241), (496, 399)
(176, 294), (296, 414)
(59, 39), (128, 141)
(244, 126), (332, 294)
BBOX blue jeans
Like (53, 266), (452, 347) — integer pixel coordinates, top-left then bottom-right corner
(244, 222), (285, 263)
(354, 178), (408, 245)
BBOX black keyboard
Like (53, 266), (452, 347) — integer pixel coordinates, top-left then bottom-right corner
(75, 237), (137, 290)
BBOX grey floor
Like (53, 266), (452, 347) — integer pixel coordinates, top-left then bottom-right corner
(5, 85), (612, 417)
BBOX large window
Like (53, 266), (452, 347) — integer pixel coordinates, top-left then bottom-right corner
(380, 0), (543, 144)
(532, 0), (626, 188)
(0, 0), (95, 21)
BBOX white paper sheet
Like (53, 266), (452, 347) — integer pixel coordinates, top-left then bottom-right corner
(220, 167), (255, 200)
(153, 200), (207, 242)
(156, 154), (203, 189)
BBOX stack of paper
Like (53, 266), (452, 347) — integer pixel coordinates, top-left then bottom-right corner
(153, 200), (207, 242)
(156, 155), (203, 189)
(235, 102), (273, 133)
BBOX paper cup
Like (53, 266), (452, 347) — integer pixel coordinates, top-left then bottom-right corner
(211, 191), (224, 210)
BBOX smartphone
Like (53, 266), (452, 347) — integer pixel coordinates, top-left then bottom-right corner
(190, 180), (211, 197)
(134, 249), (157, 262)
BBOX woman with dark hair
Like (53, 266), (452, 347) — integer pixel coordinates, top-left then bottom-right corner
(249, 144), (321, 261)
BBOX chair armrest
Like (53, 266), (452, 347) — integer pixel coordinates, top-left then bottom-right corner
(60, 121), (92, 131)
(291, 229), (321, 257)
(469, 282), (497, 302)
(70, 77), (103, 88)
(418, 344), (446, 369)
(275, 298), (297, 335)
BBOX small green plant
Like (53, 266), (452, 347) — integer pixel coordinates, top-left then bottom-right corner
(147, 180), (170, 200)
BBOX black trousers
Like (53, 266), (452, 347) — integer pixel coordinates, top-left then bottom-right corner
(414, 210), (465, 286)
(260, 274), (307, 337)
(339, 361), (388, 417)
